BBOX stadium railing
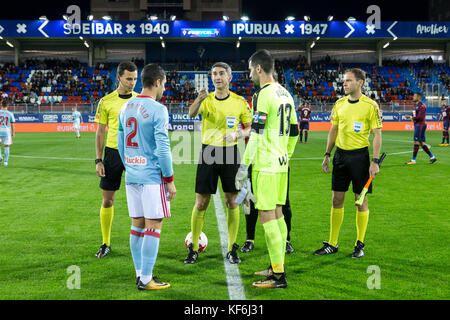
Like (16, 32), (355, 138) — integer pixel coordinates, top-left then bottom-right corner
(307, 102), (416, 113)
(7, 101), (416, 115)
(7, 103), (95, 114)
(7, 102), (191, 114)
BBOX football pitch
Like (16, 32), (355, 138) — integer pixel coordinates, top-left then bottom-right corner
(0, 130), (448, 300)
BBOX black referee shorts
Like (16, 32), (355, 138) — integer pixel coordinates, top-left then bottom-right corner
(332, 147), (372, 195)
(100, 147), (125, 191)
(195, 144), (240, 194)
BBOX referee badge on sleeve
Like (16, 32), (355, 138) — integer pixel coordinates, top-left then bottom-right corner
(353, 121), (363, 133)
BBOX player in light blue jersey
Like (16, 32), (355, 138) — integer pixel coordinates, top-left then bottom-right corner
(72, 107), (82, 139)
(0, 100), (15, 166)
(118, 64), (176, 291)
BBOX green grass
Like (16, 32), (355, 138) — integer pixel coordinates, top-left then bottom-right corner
(0, 130), (448, 300)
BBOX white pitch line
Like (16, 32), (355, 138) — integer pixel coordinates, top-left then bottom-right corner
(385, 151), (411, 155)
(383, 139), (415, 143)
(212, 191), (246, 301)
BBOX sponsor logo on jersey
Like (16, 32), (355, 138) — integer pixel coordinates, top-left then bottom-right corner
(278, 154), (288, 166)
(125, 155), (147, 165)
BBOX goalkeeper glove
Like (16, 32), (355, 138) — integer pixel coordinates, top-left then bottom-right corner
(235, 179), (256, 215)
(235, 164), (249, 190)
(242, 186), (257, 215)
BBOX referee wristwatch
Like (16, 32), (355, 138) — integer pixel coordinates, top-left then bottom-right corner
(372, 157), (380, 164)
(324, 152), (331, 157)
(95, 158), (103, 164)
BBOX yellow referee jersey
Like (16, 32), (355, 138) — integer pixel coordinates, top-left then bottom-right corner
(95, 90), (138, 149)
(200, 91), (252, 147)
(331, 94), (382, 150)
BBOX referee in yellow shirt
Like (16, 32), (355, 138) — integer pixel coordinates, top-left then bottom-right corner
(315, 68), (382, 258)
(94, 61), (138, 258)
(184, 62), (252, 265)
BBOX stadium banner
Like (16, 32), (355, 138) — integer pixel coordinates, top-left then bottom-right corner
(13, 113), (202, 132)
(13, 113), (444, 132)
(15, 123), (98, 132)
(0, 20), (448, 39)
(307, 112), (441, 122)
(14, 113), (96, 124)
(169, 113), (201, 123)
(308, 122), (444, 131)
(14, 121), (444, 132)
(168, 122), (195, 131)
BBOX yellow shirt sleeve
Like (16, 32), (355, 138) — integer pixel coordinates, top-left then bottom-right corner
(199, 93), (214, 115)
(256, 89), (271, 115)
(330, 103), (339, 125)
(199, 99), (204, 115)
(94, 98), (108, 125)
(290, 102), (298, 125)
(369, 102), (383, 129)
(240, 98), (253, 124)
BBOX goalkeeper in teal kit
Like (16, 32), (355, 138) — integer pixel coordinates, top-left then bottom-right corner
(235, 49), (298, 289)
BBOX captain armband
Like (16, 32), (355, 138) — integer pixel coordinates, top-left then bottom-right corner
(251, 111), (267, 134)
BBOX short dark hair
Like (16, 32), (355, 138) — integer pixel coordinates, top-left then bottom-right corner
(117, 61), (138, 77)
(249, 49), (274, 74)
(1, 99), (7, 107)
(345, 68), (366, 82)
(211, 62), (232, 75)
(141, 63), (166, 89)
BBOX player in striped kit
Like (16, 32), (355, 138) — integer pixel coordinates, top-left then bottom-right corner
(0, 100), (15, 166)
(297, 102), (311, 143)
(118, 64), (176, 291)
(438, 98), (450, 146)
(405, 93), (436, 164)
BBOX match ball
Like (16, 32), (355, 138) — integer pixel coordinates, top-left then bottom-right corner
(185, 232), (208, 252)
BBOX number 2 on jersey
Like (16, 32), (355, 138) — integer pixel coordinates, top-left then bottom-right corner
(278, 104), (292, 136)
(126, 117), (139, 148)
